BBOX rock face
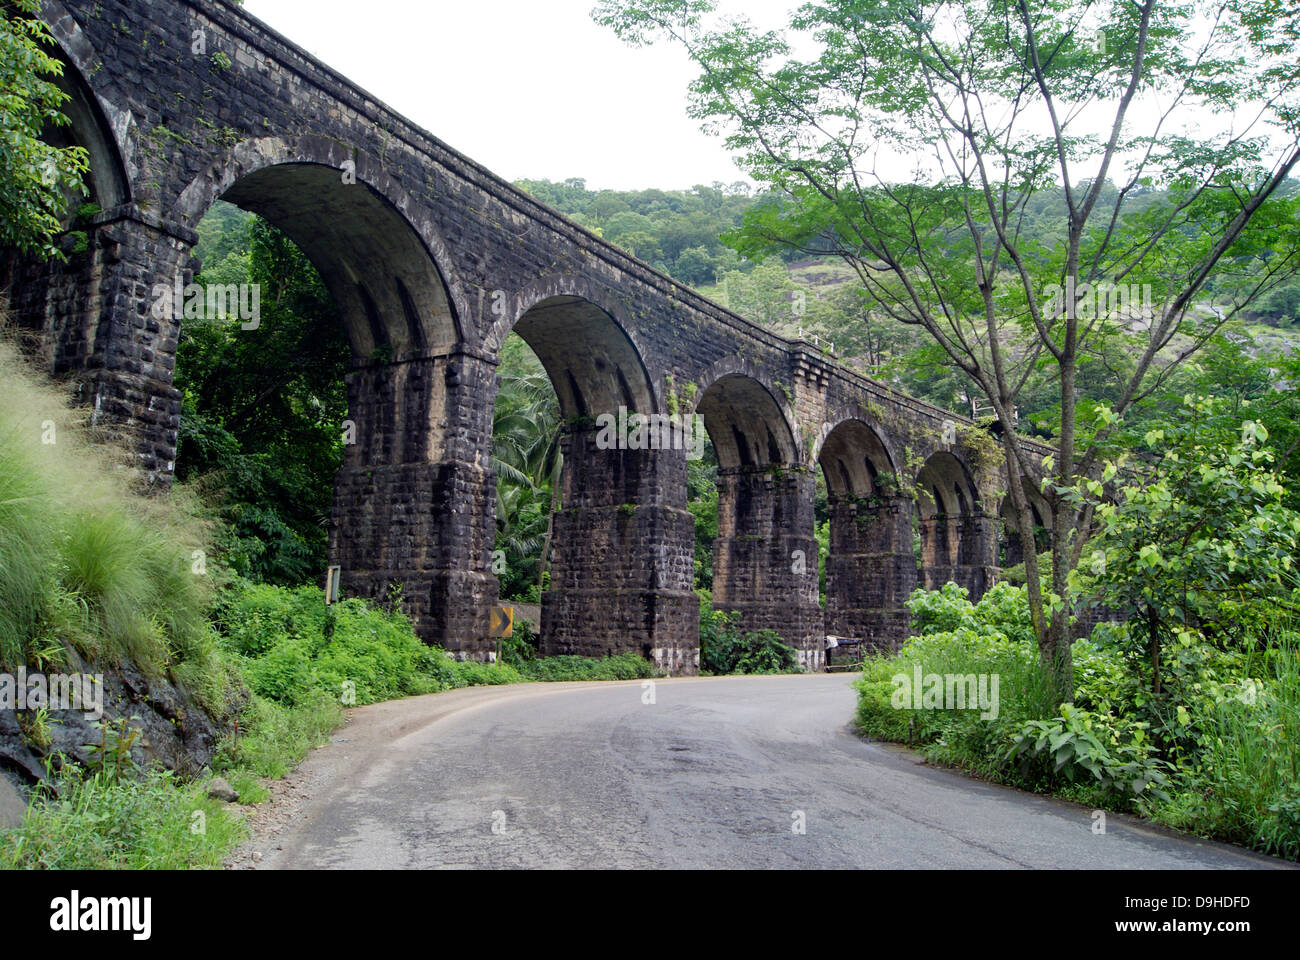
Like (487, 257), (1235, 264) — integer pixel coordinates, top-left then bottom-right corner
(0, 649), (239, 788)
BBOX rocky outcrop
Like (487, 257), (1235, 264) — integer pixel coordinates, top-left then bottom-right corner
(0, 647), (242, 788)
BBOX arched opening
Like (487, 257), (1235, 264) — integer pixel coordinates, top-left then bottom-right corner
(38, 50), (129, 216)
(915, 451), (995, 597)
(219, 163), (458, 360)
(2, 48), (130, 363)
(697, 374), (823, 670)
(509, 295), (655, 419)
(818, 419), (915, 654)
(492, 296), (694, 668)
(174, 162), (464, 639)
(489, 333), (560, 616)
(696, 374), (797, 470)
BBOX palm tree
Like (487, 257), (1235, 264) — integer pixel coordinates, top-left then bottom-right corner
(491, 365), (562, 596)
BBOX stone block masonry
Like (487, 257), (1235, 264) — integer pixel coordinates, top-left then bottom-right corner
(6, 0), (1057, 672)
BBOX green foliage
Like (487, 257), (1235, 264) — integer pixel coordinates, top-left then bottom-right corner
(85, 716), (143, 782)
(0, 764), (244, 869)
(224, 768), (270, 805)
(856, 587), (1060, 765)
(1080, 397), (1300, 694)
(1005, 706), (1172, 803)
(177, 209), (349, 586)
(213, 579), (522, 707)
(491, 335), (561, 599)
(500, 617), (539, 667)
(906, 581), (1039, 647)
(213, 689), (340, 781)
(858, 579), (1300, 858)
(1154, 629), (1300, 860)
(1130, 336), (1300, 512)
(687, 446), (719, 590)
(515, 177), (754, 283)
(0, 342), (224, 699)
(521, 653), (657, 682)
(700, 607), (801, 674)
(0, 0), (90, 259)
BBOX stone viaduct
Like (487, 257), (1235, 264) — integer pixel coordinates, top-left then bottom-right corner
(8, 0), (1043, 673)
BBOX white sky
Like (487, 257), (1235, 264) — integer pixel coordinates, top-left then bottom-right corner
(243, 0), (797, 192)
(240, 1), (1291, 195)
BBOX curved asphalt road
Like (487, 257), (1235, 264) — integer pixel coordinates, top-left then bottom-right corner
(250, 674), (1288, 869)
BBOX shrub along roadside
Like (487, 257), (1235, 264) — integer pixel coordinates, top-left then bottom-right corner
(854, 582), (1300, 861)
(0, 763), (245, 869)
(699, 602), (802, 675)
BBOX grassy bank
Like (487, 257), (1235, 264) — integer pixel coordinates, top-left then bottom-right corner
(854, 582), (1300, 861)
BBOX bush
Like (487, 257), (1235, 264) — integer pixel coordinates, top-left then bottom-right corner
(521, 652), (656, 682)
(858, 583), (1133, 791)
(1004, 705), (1172, 804)
(700, 607), (802, 674)
(1148, 628), (1300, 860)
(213, 689), (342, 780)
(857, 582), (1300, 858)
(213, 579), (511, 707)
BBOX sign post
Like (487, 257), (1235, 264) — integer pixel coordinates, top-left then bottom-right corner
(324, 566), (342, 605)
(489, 605), (514, 666)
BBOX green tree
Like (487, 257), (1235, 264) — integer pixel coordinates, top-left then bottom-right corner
(717, 257), (807, 329)
(674, 244), (717, 284)
(491, 336), (562, 598)
(1131, 335), (1300, 511)
(0, 0), (88, 259)
(1080, 397), (1300, 695)
(176, 214), (349, 585)
(594, 0), (1300, 702)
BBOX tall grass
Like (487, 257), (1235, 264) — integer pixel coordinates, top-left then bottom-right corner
(0, 765), (245, 869)
(855, 625), (1058, 777)
(1153, 628), (1300, 859)
(0, 340), (222, 695)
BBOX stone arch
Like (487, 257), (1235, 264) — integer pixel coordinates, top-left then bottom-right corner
(489, 283), (691, 671)
(176, 138), (464, 358)
(1000, 478), (1053, 568)
(697, 365), (821, 668)
(915, 451), (980, 520)
(817, 417), (898, 498)
(497, 279), (657, 419)
(818, 416), (915, 652)
(692, 369), (798, 470)
(40, 0), (140, 201)
(915, 451), (997, 596)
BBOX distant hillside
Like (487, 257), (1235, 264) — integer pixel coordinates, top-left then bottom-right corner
(514, 177), (1300, 416)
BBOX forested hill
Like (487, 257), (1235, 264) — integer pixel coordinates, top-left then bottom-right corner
(512, 178), (758, 286)
(511, 177), (1300, 412)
